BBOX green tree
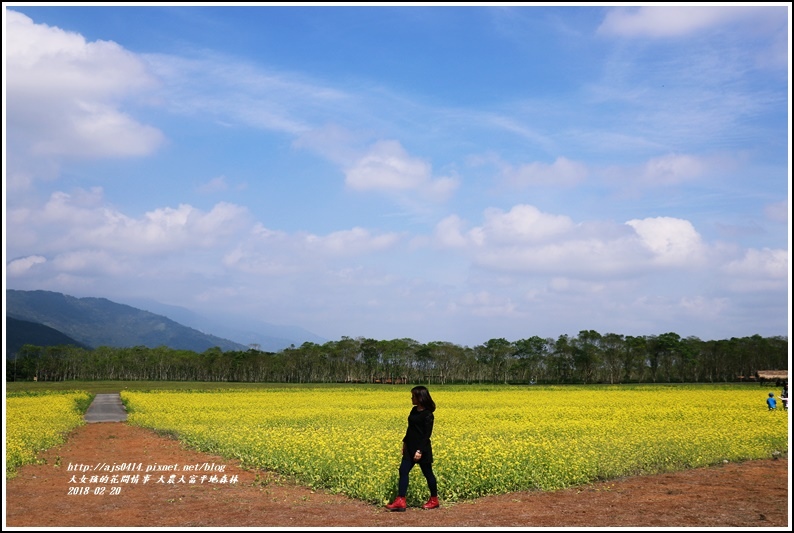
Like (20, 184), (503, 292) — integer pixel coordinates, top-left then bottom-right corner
(573, 330), (603, 384)
(513, 336), (548, 384)
(600, 333), (625, 384)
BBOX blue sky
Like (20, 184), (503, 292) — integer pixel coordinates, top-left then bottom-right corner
(3, 4), (791, 347)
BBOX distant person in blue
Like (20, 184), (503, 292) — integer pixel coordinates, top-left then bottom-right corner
(766, 392), (777, 410)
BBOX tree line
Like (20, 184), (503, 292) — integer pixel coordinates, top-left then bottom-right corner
(7, 331), (787, 385)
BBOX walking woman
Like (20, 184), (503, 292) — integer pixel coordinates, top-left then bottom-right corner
(385, 385), (439, 511)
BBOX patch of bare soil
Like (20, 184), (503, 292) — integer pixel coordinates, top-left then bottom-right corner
(4, 422), (790, 528)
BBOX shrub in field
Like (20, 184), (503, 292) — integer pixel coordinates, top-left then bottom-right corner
(5, 390), (92, 478)
(122, 385), (787, 505)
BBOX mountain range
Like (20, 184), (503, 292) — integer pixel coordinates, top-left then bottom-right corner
(5, 289), (327, 355)
(6, 316), (92, 355)
(117, 296), (327, 351)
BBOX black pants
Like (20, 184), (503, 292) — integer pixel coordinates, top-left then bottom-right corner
(398, 456), (437, 497)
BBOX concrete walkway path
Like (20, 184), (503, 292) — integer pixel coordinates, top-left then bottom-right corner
(84, 393), (128, 423)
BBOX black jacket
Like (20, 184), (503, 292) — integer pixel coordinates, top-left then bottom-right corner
(402, 406), (434, 463)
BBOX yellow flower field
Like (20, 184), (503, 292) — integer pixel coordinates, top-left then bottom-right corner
(6, 390), (92, 478)
(120, 385), (788, 505)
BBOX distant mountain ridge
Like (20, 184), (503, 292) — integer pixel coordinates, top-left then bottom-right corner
(6, 290), (248, 353)
(6, 316), (91, 355)
(118, 297), (327, 352)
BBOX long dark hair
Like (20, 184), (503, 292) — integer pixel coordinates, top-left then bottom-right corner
(411, 385), (436, 412)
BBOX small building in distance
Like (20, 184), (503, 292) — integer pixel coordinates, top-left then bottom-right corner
(755, 370), (788, 386)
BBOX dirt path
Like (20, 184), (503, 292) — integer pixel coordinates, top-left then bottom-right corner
(4, 422), (790, 528)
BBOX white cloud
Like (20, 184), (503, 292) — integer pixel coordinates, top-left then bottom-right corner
(434, 215), (469, 249)
(494, 153), (714, 197)
(6, 255), (47, 277)
(7, 10), (153, 96)
(104, 202), (251, 251)
(31, 102), (164, 158)
(197, 175), (230, 194)
(8, 189), (253, 256)
(479, 205), (575, 244)
(472, 236), (644, 277)
(626, 216), (706, 267)
(433, 206), (717, 277)
(346, 140), (428, 191)
(303, 227), (402, 256)
(601, 153), (721, 195)
(222, 223), (403, 276)
(345, 140), (458, 202)
(435, 204), (578, 250)
(501, 157), (589, 188)
(722, 248), (788, 279)
(292, 124), (361, 166)
(597, 6), (778, 38)
(433, 205), (649, 276)
(51, 250), (128, 276)
(638, 153), (706, 186)
(5, 10), (164, 162)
